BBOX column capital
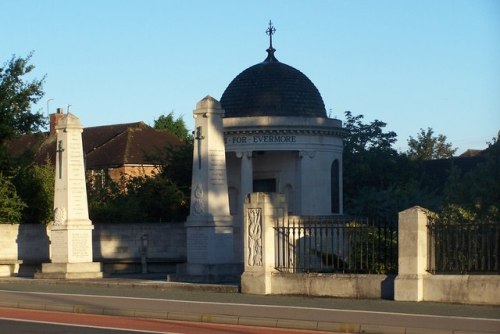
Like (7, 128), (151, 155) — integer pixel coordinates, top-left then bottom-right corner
(236, 151), (252, 159)
(299, 150), (316, 159)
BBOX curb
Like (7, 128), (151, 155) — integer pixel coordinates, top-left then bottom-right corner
(0, 277), (239, 293)
(0, 300), (390, 333)
(0, 300), (493, 334)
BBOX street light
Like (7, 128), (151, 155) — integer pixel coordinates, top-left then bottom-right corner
(46, 98), (54, 116)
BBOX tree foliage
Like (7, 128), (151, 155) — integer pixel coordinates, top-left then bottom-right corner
(88, 141), (193, 223)
(0, 53), (51, 224)
(343, 111), (495, 223)
(12, 158), (54, 224)
(407, 127), (457, 160)
(154, 112), (191, 142)
(343, 111), (397, 155)
(343, 111), (439, 220)
(0, 52), (46, 145)
(441, 141), (500, 221)
(0, 173), (26, 224)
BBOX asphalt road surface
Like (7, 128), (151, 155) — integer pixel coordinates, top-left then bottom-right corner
(0, 279), (499, 333)
(0, 308), (329, 334)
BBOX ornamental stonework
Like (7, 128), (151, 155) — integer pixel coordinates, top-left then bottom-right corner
(247, 208), (263, 266)
(53, 207), (66, 226)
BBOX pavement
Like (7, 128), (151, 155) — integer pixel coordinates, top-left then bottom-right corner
(0, 274), (499, 334)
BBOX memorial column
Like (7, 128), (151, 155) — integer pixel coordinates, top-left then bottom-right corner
(174, 96), (240, 283)
(35, 112), (102, 279)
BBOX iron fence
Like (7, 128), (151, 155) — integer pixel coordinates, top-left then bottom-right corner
(274, 216), (397, 274)
(427, 221), (500, 274)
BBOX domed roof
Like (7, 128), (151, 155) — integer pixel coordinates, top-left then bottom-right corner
(220, 26), (326, 118)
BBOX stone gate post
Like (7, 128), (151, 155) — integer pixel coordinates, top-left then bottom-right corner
(241, 192), (287, 294)
(394, 206), (430, 301)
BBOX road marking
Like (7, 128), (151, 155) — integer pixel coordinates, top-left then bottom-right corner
(0, 316), (182, 334)
(0, 289), (498, 322)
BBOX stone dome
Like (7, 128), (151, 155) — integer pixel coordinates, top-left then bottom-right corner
(220, 51), (327, 118)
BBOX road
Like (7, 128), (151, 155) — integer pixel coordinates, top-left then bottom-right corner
(0, 308), (331, 334)
(1, 289), (499, 333)
(0, 279), (499, 333)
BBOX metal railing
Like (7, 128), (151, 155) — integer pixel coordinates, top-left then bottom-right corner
(427, 221), (500, 274)
(275, 216), (397, 274)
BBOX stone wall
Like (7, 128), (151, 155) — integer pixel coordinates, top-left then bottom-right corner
(0, 222), (186, 276)
(241, 198), (500, 305)
(271, 273), (394, 299)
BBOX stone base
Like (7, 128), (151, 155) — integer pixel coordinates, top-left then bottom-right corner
(35, 262), (103, 279)
(394, 274), (425, 301)
(0, 260), (22, 277)
(169, 263), (243, 283)
(241, 271), (272, 295)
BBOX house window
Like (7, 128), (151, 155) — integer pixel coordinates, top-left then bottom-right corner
(89, 169), (108, 190)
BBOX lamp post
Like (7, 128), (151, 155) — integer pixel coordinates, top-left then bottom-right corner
(46, 98), (54, 116)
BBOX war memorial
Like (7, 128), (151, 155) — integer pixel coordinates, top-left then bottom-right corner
(0, 23), (498, 307)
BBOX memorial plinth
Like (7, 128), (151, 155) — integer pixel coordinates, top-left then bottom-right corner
(174, 96), (241, 282)
(35, 113), (102, 279)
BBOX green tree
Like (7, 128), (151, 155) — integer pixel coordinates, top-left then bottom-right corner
(407, 127), (457, 160)
(0, 53), (48, 224)
(0, 52), (46, 146)
(441, 141), (500, 221)
(343, 111), (437, 219)
(343, 111), (397, 155)
(343, 111), (400, 212)
(88, 141), (193, 223)
(154, 112), (191, 142)
(159, 141), (193, 201)
(0, 173), (26, 224)
(12, 159), (55, 224)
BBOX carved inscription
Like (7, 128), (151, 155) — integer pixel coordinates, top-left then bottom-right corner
(225, 135), (297, 145)
(247, 208), (263, 266)
(71, 232), (90, 258)
(208, 149), (226, 186)
(67, 132), (87, 218)
(188, 229), (208, 262)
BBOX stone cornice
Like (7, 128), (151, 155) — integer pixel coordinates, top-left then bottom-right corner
(224, 127), (347, 137)
(222, 116), (347, 137)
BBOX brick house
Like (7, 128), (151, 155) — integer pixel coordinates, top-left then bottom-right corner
(7, 110), (182, 186)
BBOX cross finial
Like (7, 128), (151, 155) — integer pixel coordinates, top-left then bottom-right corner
(265, 20), (277, 62)
(266, 20), (276, 48)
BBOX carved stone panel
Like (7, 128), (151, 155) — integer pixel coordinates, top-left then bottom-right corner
(247, 208), (263, 266)
(193, 183), (204, 215)
(53, 207), (66, 226)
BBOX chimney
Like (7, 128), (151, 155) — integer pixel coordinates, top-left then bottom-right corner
(50, 108), (64, 136)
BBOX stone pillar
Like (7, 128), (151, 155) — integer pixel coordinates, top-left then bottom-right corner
(394, 206), (429, 301)
(176, 96), (239, 282)
(237, 151), (253, 212)
(241, 192), (287, 295)
(232, 151), (252, 263)
(36, 113), (102, 279)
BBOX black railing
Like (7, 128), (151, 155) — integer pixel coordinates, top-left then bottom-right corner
(275, 216), (397, 274)
(427, 221), (500, 274)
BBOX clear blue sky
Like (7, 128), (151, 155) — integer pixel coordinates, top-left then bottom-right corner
(2, 0), (499, 154)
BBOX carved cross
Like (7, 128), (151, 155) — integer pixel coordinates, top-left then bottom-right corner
(194, 126), (204, 169)
(56, 140), (64, 179)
